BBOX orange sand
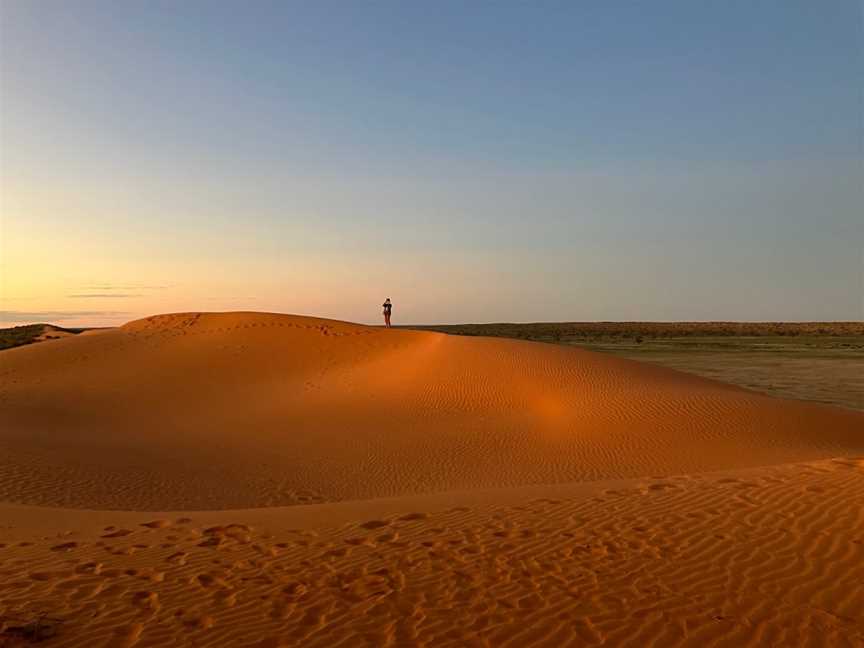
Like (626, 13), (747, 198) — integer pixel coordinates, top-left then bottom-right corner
(1, 312), (862, 646)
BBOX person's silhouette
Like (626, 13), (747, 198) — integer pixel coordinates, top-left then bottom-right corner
(382, 298), (392, 328)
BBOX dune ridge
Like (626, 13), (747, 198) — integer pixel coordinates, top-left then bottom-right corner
(0, 311), (862, 511)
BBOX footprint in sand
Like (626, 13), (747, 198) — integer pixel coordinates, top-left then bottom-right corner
(75, 562), (103, 575)
(131, 590), (160, 612)
(101, 529), (134, 538)
(398, 512), (428, 522)
(50, 541), (79, 552)
(198, 536), (224, 548)
(344, 537), (375, 547)
(647, 481), (679, 491)
(319, 546), (350, 559)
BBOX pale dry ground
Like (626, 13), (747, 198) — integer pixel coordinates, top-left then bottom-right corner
(1, 458), (863, 647)
(0, 312), (862, 510)
(575, 341), (864, 412)
(1, 312), (864, 647)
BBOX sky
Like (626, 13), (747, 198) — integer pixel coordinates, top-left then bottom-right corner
(1, 0), (862, 327)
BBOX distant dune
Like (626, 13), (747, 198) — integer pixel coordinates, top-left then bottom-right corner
(1, 311), (861, 511)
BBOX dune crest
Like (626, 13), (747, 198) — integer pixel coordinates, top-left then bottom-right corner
(1, 311), (862, 511)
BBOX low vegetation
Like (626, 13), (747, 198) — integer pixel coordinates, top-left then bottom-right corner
(414, 321), (864, 342)
(0, 324), (84, 351)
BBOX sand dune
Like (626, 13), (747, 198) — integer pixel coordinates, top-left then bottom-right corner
(2, 311), (864, 646)
(1, 311), (862, 510)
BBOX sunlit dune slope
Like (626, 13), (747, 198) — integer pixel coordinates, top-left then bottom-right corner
(1, 312), (862, 510)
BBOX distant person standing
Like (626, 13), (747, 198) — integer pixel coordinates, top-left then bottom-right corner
(382, 298), (392, 328)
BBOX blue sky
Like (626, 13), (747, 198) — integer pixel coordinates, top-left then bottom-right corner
(1, 0), (861, 325)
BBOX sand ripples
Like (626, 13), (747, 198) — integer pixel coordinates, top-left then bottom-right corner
(2, 459), (862, 647)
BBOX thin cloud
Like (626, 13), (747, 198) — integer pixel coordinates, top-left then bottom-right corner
(0, 310), (130, 323)
(81, 284), (170, 291)
(202, 296), (260, 301)
(68, 294), (143, 299)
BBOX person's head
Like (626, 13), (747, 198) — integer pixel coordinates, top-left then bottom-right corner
(385, 298), (390, 303)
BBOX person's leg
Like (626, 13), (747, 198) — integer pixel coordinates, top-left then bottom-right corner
(385, 313), (391, 328)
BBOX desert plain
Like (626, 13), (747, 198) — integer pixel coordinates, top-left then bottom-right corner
(1, 311), (862, 647)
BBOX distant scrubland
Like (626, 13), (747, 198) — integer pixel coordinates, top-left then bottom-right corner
(413, 321), (864, 341)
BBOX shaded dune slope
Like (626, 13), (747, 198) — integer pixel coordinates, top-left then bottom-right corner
(1, 312), (862, 510)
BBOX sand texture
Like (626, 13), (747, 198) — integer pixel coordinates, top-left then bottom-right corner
(1, 312), (863, 646)
(1, 459), (863, 647)
(0, 312), (862, 510)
